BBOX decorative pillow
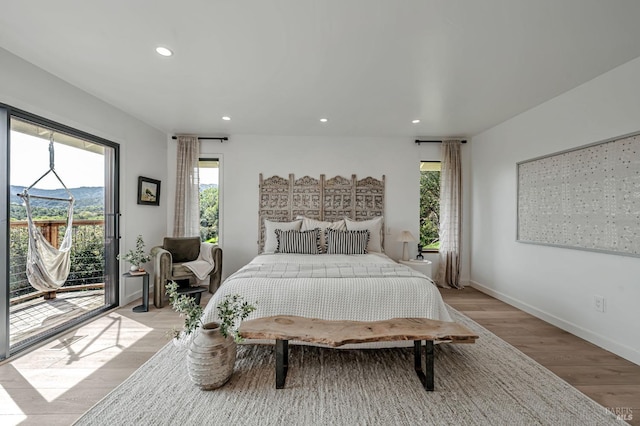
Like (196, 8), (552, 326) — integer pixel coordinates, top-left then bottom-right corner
(344, 216), (384, 253)
(325, 228), (370, 255)
(163, 237), (200, 263)
(298, 216), (346, 252)
(263, 219), (302, 253)
(275, 228), (321, 254)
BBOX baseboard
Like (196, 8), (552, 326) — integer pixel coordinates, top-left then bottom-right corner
(469, 280), (640, 366)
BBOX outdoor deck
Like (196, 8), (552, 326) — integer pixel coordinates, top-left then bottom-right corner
(10, 289), (106, 347)
(9, 219), (107, 349)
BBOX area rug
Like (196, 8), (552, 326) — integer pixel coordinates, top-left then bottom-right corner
(74, 308), (623, 425)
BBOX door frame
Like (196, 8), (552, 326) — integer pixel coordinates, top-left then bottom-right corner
(0, 103), (120, 360)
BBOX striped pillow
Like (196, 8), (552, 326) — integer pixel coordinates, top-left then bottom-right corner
(297, 216), (347, 253)
(275, 228), (321, 254)
(325, 229), (370, 255)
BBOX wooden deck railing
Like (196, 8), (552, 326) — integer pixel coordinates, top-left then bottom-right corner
(10, 219), (104, 248)
(9, 219), (106, 299)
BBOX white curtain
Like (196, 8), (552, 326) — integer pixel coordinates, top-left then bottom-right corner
(436, 140), (463, 289)
(173, 135), (200, 237)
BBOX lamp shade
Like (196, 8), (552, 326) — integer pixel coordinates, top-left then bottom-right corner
(397, 231), (416, 243)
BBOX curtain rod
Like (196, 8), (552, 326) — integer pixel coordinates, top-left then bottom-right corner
(171, 136), (228, 142)
(415, 139), (467, 145)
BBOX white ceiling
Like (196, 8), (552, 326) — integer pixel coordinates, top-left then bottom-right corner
(2, 0), (640, 139)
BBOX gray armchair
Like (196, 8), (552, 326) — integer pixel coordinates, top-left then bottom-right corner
(150, 237), (223, 308)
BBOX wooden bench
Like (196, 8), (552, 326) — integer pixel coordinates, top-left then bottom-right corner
(238, 315), (478, 391)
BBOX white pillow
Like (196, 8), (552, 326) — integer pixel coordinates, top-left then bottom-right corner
(297, 216), (346, 252)
(344, 216), (384, 253)
(263, 219), (302, 253)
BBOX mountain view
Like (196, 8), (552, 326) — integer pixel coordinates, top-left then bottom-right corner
(9, 184), (218, 221)
(10, 186), (105, 220)
(10, 185), (104, 207)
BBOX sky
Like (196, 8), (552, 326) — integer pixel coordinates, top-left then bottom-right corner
(199, 167), (219, 185)
(10, 130), (219, 189)
(10, 131), (104, 189)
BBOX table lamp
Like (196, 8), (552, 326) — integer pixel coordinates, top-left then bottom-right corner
(398, 231), (416, 261)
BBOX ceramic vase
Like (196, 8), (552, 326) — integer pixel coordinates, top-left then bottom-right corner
(187, 322), (237, 390)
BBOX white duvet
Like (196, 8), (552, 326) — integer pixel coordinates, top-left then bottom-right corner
(202, 253), (452, 347)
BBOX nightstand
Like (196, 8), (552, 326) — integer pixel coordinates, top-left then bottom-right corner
(399, 259), (432, 279)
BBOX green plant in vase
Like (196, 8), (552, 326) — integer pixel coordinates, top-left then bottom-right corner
(166, 281), (204, 341)
(166, 281), (256, 344)
(118, 234), (151, 271)
(216, 294), (257, 343)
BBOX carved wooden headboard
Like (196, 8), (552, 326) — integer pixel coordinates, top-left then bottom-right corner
(258, 174), (385, 252)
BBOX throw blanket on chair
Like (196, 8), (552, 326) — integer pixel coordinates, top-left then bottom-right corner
(184, 242), (215, 284)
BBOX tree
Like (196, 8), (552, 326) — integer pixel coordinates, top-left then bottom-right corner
(199, 187), (219, 243)
(419, 171), (440, 249)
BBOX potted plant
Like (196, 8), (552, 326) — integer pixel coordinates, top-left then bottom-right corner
(216, 294), (258, 343)
(118, 234), (151, 271)
(166, 280), (204, 343)
(166, 281), (256, 390)
(166, 281), (257, 342)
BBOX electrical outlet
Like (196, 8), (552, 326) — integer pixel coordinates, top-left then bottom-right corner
(594, 295), (605, 312)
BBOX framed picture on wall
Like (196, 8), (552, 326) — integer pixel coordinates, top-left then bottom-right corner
(137, 176), (161, 206)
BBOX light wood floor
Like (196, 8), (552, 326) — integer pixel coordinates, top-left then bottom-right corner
(0, 287), (638, 425)
(442, 287), (640, 425)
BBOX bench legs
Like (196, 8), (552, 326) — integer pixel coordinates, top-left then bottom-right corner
(273, 339), (435, 391)
(414, 340), (435, 391)
(275, 339), (289, 389)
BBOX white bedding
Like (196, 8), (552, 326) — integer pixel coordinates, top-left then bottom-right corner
(202, 253), (452, 347)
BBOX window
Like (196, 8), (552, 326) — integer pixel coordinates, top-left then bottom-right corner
(198, 158), (219, 243)
(420, 161), (441, 251)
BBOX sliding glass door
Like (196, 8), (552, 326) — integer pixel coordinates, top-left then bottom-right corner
(0, 105), (120, 360)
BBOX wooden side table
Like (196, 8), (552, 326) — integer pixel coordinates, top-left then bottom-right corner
(399, 259), (433, 279)
(124, 271), (149, 312)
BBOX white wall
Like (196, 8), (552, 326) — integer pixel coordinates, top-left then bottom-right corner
(0, 48), (169, 306)
(167, 135), (472, 283)
(470, 56), (640, 364)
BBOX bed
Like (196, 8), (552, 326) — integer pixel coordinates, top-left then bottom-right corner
(201, 174), (452, 348)
(202, 253), (451, 348)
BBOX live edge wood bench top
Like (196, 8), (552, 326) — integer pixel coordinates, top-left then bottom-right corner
(239, 315), (478, 347)
(239, 315), (478, 391)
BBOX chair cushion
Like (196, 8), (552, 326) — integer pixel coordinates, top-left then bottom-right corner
(171, 263), (195, 278)
(163, 237), (200, 263)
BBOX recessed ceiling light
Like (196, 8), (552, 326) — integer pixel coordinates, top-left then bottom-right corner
(320, 118), (328, 123)
(412, 119), (420, 124)
(155, 46), (173, 57)
(222, 116), (231, 121)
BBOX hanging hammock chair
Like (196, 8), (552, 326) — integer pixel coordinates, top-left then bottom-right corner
(17, 135), (75, 292)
